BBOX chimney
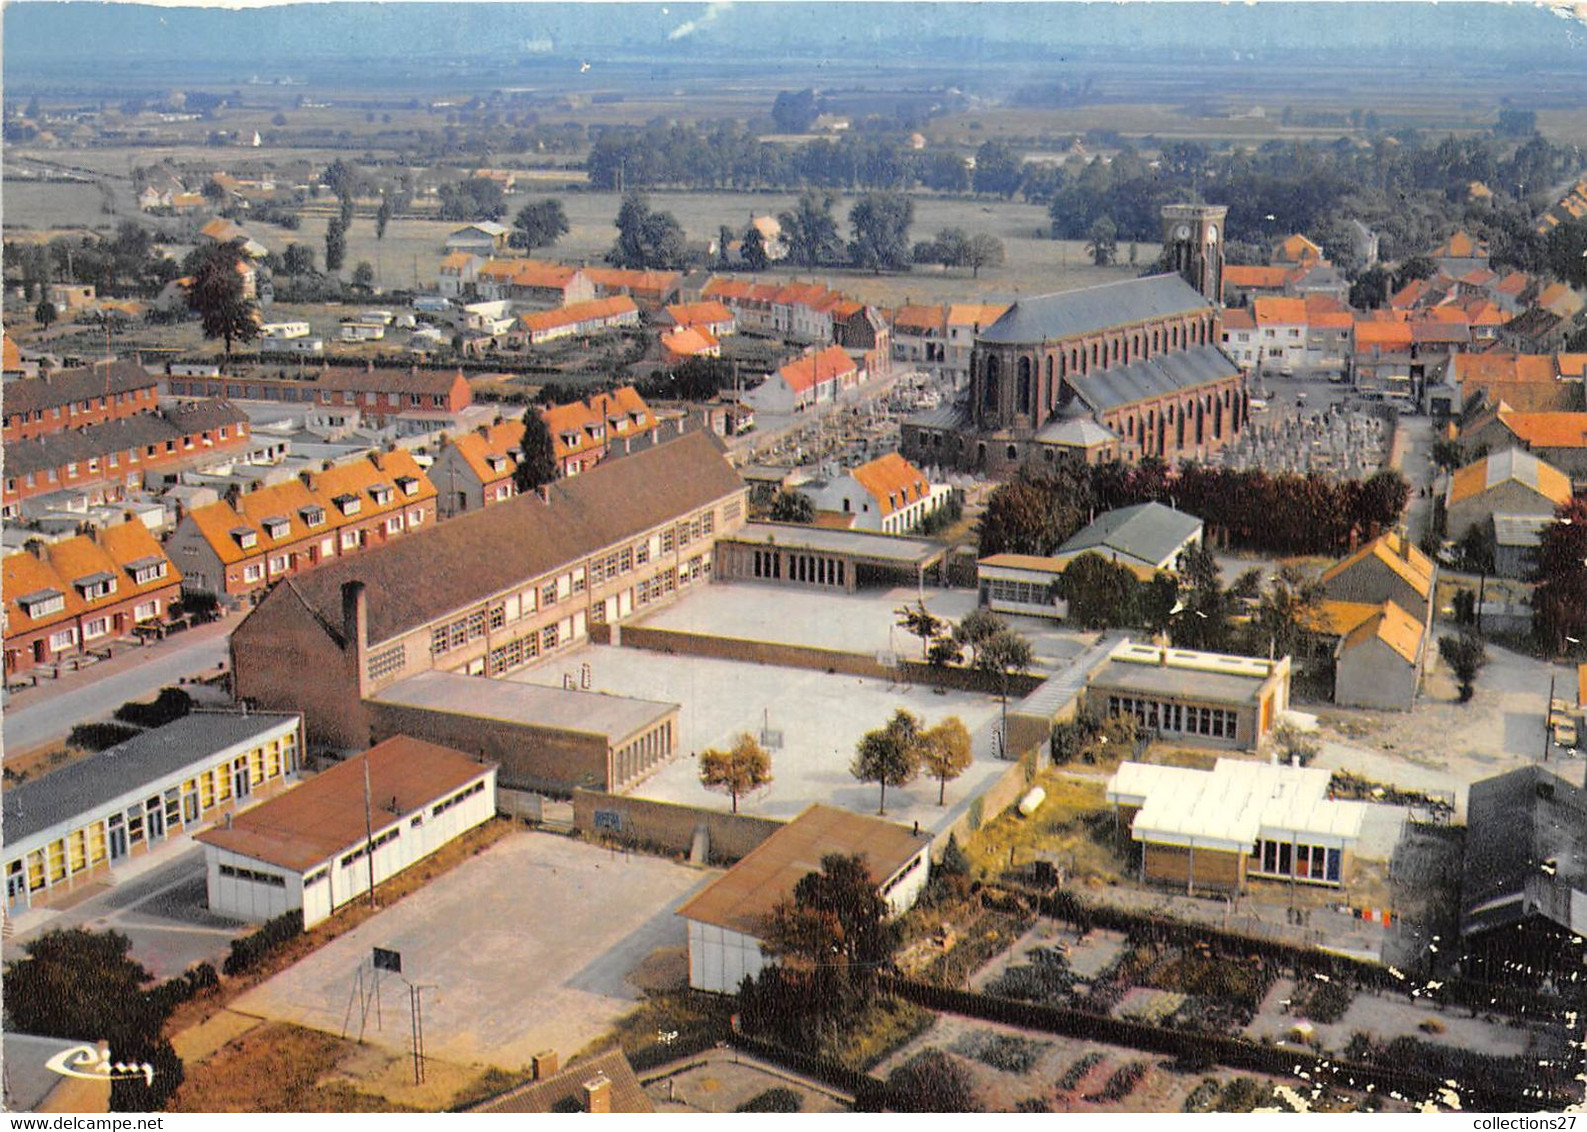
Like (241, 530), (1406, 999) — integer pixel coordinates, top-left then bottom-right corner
(582, 1074), (612, 1114)
(299, 470), (315, 490)
(370, 450), (384, 471)
(477, 423), (491, 440)
(342, 580), (368, 656)
(531, 1050), (559, 1081)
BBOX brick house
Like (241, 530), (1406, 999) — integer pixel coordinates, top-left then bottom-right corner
(4, 523), (182, 677)
(165, 449), (437, 602)
(3, 360), (161, 442)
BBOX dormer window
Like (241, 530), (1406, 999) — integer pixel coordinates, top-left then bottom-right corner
(485, 455), (508, 473)
(396, 476), (420, 497)
(300, 504), (326, 527)
(125, 555), (169, 585)
(17, 589), (65, 619)
(333, 493), (361, 516)
(562, 431), (580, 449)
(262, 516), (291, 539)
(75, 571), (117, 600)
(369, 484), (393, 506)
(231, 526), (259, 550)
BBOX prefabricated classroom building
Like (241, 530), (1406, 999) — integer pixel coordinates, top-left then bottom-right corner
(195, 735), (496, 928)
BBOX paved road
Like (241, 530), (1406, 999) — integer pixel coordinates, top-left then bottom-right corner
(2, 620), (234, 754)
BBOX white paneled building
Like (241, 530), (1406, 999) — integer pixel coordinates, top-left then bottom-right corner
(197, 735), (495, 928)
(677, 805), (930, 994)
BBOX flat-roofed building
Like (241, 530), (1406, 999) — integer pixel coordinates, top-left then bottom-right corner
(196, 735), (495, 929)
(677, 804), (930, 993)
(231, 431), (748, 748)
(1083, 640), (1291, 750)
(715, 522), (948, 594)
(368, 671), (678, 793)
(3, 712), (302, 914)
(1107, 758), (1366, 893)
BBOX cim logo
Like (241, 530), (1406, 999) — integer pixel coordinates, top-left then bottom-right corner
(43, 1042), (154, 1087)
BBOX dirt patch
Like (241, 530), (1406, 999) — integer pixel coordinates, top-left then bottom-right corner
(630, 945), (689, 993)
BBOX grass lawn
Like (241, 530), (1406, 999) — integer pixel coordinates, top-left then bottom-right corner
(167, 1022), (418, 1112)
(964, 771), (1123, 884)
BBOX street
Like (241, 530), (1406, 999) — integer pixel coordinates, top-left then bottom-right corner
(2, 616), (235, 755)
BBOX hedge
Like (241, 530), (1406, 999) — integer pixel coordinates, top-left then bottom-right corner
(221, 909), (304, 977)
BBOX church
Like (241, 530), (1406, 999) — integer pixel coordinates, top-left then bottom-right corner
(901, 204), (1250, 475)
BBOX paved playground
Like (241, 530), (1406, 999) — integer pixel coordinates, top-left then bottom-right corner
(230, 832), (712, 1070)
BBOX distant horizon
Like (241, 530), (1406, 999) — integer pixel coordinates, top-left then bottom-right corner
(6, 1), (1583, 78)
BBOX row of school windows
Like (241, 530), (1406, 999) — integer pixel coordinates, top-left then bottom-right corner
(750, 550), (846, 588)
(339, 824), (403, 870)
(426, 506), (725, 660)
(984, 579), (1053, 607)
(218, 862), (287, 888)
(1106, 695), (1241, 741)
(7, 734), (297, 897)
(614, 722), (675, 784)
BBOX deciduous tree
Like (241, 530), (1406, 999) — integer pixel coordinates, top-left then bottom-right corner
(698, 732), (773, 813)
(895, 600), (944, 661)
(1439, 629), (1489, 703)
(848, 191), (914, 273)
(779, 191), (842, 269)
(510, 198), (570, 251)
(920, 716), (973, 805)
(187, 239), (258, 371)
(851, 709), (922, 814)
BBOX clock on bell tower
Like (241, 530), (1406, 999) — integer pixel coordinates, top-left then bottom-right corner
(1161, 203), (1228, 305)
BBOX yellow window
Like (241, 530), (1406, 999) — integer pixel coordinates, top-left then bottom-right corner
(200, 771), (216, 809)
(67, 830), (87, 873)
(248, 748), (264, 786)
(87, 824), (107, 864)
(46, 841), (66, 883)
(264, 743), (281, 779)
(27, 852), (45, 891)
(216, 767), (232, 802)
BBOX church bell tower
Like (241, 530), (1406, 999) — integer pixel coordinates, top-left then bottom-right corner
(1162, 203), (1227, 305)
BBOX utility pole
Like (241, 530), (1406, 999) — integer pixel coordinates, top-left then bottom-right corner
(363, 757), (377, 906)
(1543, 672), (1557, 763)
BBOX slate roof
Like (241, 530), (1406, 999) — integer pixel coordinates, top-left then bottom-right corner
(1462, 766), (1587, 939)
(315, 367), (464, 397)
(1035, 417), (1118, 448)
(1056, 502), (1204, 568)
(3, 712), (298, 846)
(977, 274), (1210, 345)
(265, 430), (743, 647)
(3, 361), (156, 420)
(1065, 345), (1240, 414)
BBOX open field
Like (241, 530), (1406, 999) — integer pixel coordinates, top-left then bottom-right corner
(281, 190), (1152, 305)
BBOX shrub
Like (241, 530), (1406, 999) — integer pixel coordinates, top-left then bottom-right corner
(222, 909), (304, 977)
(1419, 1018), (1446, 1035)
(737, 1087), (802, 1113)
(1015, 1096), (1051, 1112)
(1183, 1078), (1222, 1112)
(952, 1030), (1052, 1074)
(1292, 978), (1353, 1024)
(886, 1049), (981, 1113)
(1215, 1077), (1272, 1113)
(67, 722), (141, 752)
(1085, 1059), (1147, 1102)
(1057, 1051), (1105, 1094)
(114, 686), (195, 728)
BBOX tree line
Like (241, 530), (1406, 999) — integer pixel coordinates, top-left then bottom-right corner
(978, 460), (1410, 561)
